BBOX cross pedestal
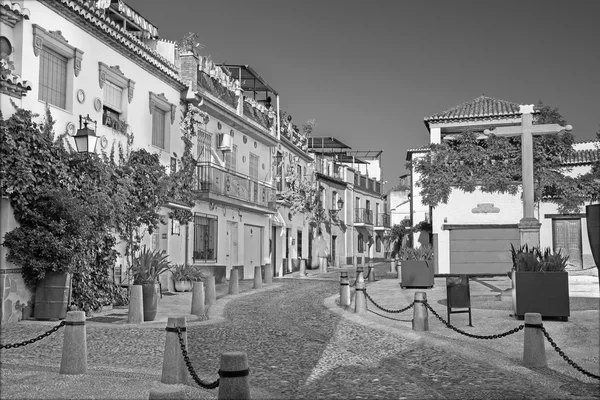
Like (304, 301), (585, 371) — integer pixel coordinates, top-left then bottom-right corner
(484, 105), (572, 249)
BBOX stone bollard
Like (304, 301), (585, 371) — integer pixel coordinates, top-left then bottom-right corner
(390, 260), (396, 273)
(264, 264), (273, 284)
(340, 272), (350, 307)
(205, 276), (216, 306)
(253, 266), (262, 289)
(191, 281), (205, 317)
(148, 386), (186, 400)
(356, 266), (364, 278)
(396, 264), (401, 280)
(354, 272), (367, 314)
(60, 311), (87, 375)
(299, 259), (306, 278)
(412, 292), (429, 331)
(229, 269), (240, 295)
(128, 284), (144, 324)
(368, 261), (375, 282)
(161, 316), (189, 385)
(523, 313), (547, 367)
(218, 351), (250, 400)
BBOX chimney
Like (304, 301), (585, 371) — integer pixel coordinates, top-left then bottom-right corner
(179, 52), (199, 91)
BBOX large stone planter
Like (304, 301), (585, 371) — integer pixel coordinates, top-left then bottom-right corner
(512, 270), (570, 321)
(400, 261), (434, 289)
(142, 282), (160, 322)
(586, 204), (600, 268)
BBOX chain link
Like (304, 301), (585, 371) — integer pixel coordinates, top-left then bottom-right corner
(364, 289), (415, 314)
(538, 325), (600, 380)
(175, 327), (219, 389)
(0, 321), (66, 349)
(424, 302), (525, 339)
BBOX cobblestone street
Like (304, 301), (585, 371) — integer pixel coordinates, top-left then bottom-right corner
(3, 275), (597, 399)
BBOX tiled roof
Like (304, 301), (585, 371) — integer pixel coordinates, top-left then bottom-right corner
(0, 0), (31, 18)
(44, 0), (185, 87)
(561, 147), (600, 166)
(0, 73), (33, 98)
(424, 96), (523, 124)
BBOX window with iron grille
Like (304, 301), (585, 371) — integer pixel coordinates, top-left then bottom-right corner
(39, 47), (67, 109)
(193, 213), (217, 262)
(358, 233), (364, 253)
(297, 229), (303, 259)
(197, 131), (212, 162)
(249, 153), (259, 180)
(152, 108), (166, 149)
(376, 235), (381, 252)
(225, 145), (237, 171)
(275, 153), (283, 191)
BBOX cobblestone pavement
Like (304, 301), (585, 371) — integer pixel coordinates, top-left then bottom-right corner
(1, 274), (598, 399)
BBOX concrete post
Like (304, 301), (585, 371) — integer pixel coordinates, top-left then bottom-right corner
(340, 272), (350, 307)
(161, 316), (189, 385)
(299, 259), (306, 278)
(368, 261), (375, 282)
(205, 276), (216, 306)
(229, 269), (239, 295)
(59, 311), (87, 375)
(412, 292), (429, 331)
(523, 313), (547, 367)
(128, 284), (144, 324)
(218, 351), (250, 400)
(354, 272), (366, 314)
(390, 260), (396, 273)
(191, 281), (205, 317)
(264, 264), (273, 284)
(396, 263), (401, 280)
(253, 266), (262, 289)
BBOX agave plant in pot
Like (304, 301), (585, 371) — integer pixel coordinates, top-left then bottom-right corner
(129, 246), (171, 321)
(171, 264), (199, 292)
(400, 245), (435, 289)
(510, 244), (570, 321)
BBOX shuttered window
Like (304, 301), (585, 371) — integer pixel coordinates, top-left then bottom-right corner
(225, 145), (237, 171)
(103, 80), (123, 113)
(39, 47), (67, 109)
(193, 213), (217, 262)
(249, 153), (259, 180)
(152, 109), (166, 149)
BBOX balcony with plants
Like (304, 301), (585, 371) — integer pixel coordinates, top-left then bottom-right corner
(195, 161), (276, 212)
(375, 212), (391, 228)
(279, 111), (310, 153)
(354, 173), (382, 195)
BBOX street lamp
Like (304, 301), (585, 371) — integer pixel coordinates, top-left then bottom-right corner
(328, 197), (344, 268)
(74, 114), (99, 154)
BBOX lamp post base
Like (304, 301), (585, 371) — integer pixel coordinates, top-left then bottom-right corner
(518, 217), (542, 248)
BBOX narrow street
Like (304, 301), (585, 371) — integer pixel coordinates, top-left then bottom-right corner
(1, 277), (595, 399)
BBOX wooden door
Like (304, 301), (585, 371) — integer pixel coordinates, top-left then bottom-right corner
(226, 221), (239, 271)
(553, 219), (582, 268)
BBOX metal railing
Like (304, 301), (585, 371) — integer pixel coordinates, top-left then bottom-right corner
(354, 208), (373, 224)
(375, 213), (390, 228)
(196, 162), (275, 208)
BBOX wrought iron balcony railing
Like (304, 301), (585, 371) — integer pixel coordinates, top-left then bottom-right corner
(375, 213), (391, 228)
(354, 208), (373, 225)
(196, 161), (275, 207)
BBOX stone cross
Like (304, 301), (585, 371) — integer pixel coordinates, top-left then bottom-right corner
(484, 105), (572, 248)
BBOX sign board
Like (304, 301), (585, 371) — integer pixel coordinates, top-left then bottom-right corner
(446, 275), (472, 326)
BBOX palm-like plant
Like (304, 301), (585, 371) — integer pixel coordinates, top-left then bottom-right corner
(130, 246), (171, 284)
(510, 243), (569, 272)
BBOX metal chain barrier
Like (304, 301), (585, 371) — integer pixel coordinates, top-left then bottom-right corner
(364, 289), (415, 314)
(424, 302), (525, 339)
(537, 325), (600, 380)
(175, 327), (219, 389)
(0, 321), (66, 349)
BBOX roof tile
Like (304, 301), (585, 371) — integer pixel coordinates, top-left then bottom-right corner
(425, 95), (523, 123)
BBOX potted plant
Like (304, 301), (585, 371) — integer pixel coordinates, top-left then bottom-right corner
(171, 264), (197, 292)
(129, 246), (171, 321)
(510, 244), (570, 321)
(400, 245), (435, 289)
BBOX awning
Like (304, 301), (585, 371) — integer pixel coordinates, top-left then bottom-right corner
(271, 210), (286, 227)
(356, 225), (374, 238)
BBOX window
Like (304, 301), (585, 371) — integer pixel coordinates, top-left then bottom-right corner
(225, 145), (237, 171)
(358, 233), (364, 253)
(376, 235), (381, 252)
(249, 153), (259, 180)
(149, 92), (176, 151)
(197, 131), (212, 162)
(33, 24), (83, 111)
(152, 108), (166, 148)
(297, 229), (303, 259)
(331, 191), (338, 211)
(275, 153), (283, 191)
(39, 47), (68, 109)
(193, 213), (217, 262)
(99, 63), (135, 129)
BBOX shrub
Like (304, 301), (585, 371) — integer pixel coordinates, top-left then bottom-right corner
(510, 243), (569, 272)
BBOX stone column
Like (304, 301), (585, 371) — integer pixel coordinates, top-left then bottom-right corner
(518, 105), (541, 248)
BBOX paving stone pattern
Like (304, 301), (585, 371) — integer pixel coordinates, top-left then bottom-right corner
(1, 274), (597, 399)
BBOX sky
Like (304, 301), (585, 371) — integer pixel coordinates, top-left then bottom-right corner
(125, 0), (600, 191)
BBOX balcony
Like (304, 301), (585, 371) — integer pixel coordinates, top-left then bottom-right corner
(195, 161), (276, 212)
(374, 213), (391, 229)
(353, 174), (381, 194)
(354, 208), (373, 225)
